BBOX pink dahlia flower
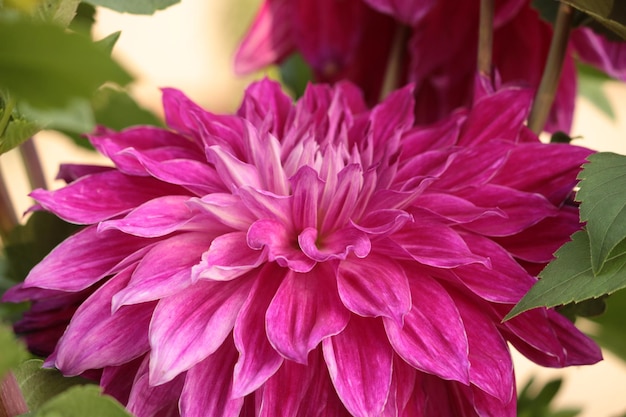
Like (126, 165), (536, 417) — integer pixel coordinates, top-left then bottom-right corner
(235, 0), (626, 132)
(3, 79), (601, 417)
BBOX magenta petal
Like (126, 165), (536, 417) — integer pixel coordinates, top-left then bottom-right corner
(454, 295), (514, 403)
(207, 145), (262, 189)
(30, 171), (182, 224)
(149, 276), (254, 384)
(248, 218), (316, 272)
(180, 341), (243, 417)
(127, 356), (185, 417)
(21, 226), (149, 292)
(352, 209), (413, 236)
(53, 267), (153, 375)
(112, 232), (213, 309)
(382, 357), (416, 417)
(188, 193), (257, 230)
(266, 263), (350, 363)
(323, 317), (392, 417)
(237, 78), (293, 138)
(232, 264), (284, 397)
(391, 222), (489, 268)
(98, 195), (195, 238)
(364, 0), (435, 25)
(384, 273), (470, 383)
(299, 226), (371, 262)
(192, 231), (265, 282)
(337, 254), (411, 323)
(101, 357), (143, 405)
(572, 27), (626, 80)
(258, 356), (315, 417)
(545, 309), (602, 366)
(290, 166), (323, 231)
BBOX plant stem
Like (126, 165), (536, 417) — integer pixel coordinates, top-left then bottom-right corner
(0, 96), (16, 138)
(528, 3), (573, 134)
(0, 372), (28, 417)
(0, 165), (18, 242)
(379, 24), (410, 101)
(19, 138), (47, 190)
(477, 0), (494, 77)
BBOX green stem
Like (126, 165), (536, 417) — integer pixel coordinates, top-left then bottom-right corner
(528, 3), (573, 134)
(477, 0), (495, 77)
(0, 165), (18, 243)
(0, 372), (29, 417)
(19, 138), (47, 190)
(379, 24), (410, 101)
(0, 95), (16, 138)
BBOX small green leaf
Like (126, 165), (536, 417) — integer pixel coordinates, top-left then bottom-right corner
(13, 360), (92, 411)
(0, 15), (132, 108)
(0, 323), (29, 378)
(550, 131), (574, 143)
(0, 111), (41, 154)
(576, 152), (626, 273)
(280, 53), (314, 99)
(19, 98), (94, 133)
(589, 288), (626, 362)
(67, 2), (96, 36)
(34, 385), (133, 417)
(577, 63), (616, 120)
(82, 0), (179, 14)
(561, 0), (626, 39)
(505, 230), (626, 319)
(35, 0), (81, 26)
(95, 31), (122, 55)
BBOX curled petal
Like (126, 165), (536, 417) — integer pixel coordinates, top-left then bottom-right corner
(299, 226), (371, 262)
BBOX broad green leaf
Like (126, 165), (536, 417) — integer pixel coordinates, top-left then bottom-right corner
(3, 212), (80, 282)
(589, 288), (626, 362)
(13, 360), (91, 411)
(19, 98), (94, 133)
(561, 0), (626, 39)
(82, 0), (179, 14)
(34, 385), (132, 417)
(35, 0), (81, 26)
(576, 152), (626, 273)
(517, 377), (581, 417)
(67, 2), (96, 36)
(505, 230), (626, 319)
(95, 31), (122, 55)
(0, 323), (28, 378)
(577, 63), (616, 120)
(0, 15), (132, 108)
(0, 110), (40, 154)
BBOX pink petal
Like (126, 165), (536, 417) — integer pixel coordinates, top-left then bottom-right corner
(127, 356), (185, 417)
(382, 357), (417, 417)
(101, 357), (143, 405)
(238, 185), (292, 224)
(98, 195), (196, 238)
(247, 218), (316, 272)
(336, 254), (411, 324)
(258, 356), (316, 417)
(180, 340), (243, 417)
(56, 163), (113, 183)
(207, 145), (262, 190)
(572, 27), (626, 80)
(53, 267), (154, 375)
(192, 231), (266, 282)
(234, 0), (294, 74)
(30, 171), (184, 224)
(266, 263), (350, 363)
(298, 226), (371, 262)
(149, 276), (254, 384)
(187, 193), (257, 231)
(364, 0), (436, 25)
(390, 222), (489, 268)
(232, 264), (285, 397)
(21, 226), (149, 292)
(384, 273), (470, 383)
(323, 317), (393, 417)
(112, 232), (214, 309)
(415, 192), (506, 224)
(320, 164), (363, 234)
(237, 78), (293, 137)
(352, 209), (413, 236)
(290, 166), (323, 231)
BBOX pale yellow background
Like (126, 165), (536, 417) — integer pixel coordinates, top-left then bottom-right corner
(1, 1), (626, 415)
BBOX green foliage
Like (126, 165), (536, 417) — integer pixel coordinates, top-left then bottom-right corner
(517, 377), (581, 417)
(34, 0), (81, 26)
(82, 0), (180, 14)
(588, 288), (626, 362)
(577, 152), (626, 274)
(280, 53), (314, 99)
(0, 15), (132, 109)
(19, 98), (94, 133)
(0, 102), (41, 154)
(32, 385), (133, 417)
(0, 322), (29, 378)
(577, 63), (616, 120)
(561, 0), (626, 39)
(3, 212), (80, 282)
(13, 360), (92, 410)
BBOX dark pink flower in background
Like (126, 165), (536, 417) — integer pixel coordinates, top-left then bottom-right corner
(3, 79), (601, 417)
(235, 0), (626, 132)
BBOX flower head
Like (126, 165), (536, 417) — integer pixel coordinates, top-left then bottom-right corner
(4, 79), (600, 417)
(235, 0), (626, 132)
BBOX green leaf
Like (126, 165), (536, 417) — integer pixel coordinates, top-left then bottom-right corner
(280, 53), (314, 99)
(0, 110), (41, 154)
(576, 152), (626, 273)
(589, 288), (626, 362)
(561, 0), (626, 39)
(0, 322), (29, 378)
(67, 2), (96, 36)
(577, 63), (616, 120)
(35, 0), (81, 26)
(3, 212), (80, 282)
(34, 385), (133, 417)
(0, 15), (132, 108)
(13, 360), (92, 411)
(505, 230), (626, 319)
(82, 0), (179, 14)
(18, 98), (94, 133)
(517, 377), (581, 417)
(95, 31), (122, 55)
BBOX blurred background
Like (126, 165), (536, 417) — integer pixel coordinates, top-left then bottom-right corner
(1, 1), (626, 415)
